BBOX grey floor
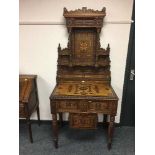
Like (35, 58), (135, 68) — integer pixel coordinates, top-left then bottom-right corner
(19, 123), (135, 155)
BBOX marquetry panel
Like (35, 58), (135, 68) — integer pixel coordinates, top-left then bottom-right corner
(53, 82), (115, 97)
(69, 113), (97, 129)
(72, 29), (96, 66)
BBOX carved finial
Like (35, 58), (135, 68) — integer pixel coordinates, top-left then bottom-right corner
(82, 7), (87, 12)
(102, 7), (106, 13)
(64, 7), (68, 13)
(107, 43), (110, 51)
(58, 43), (61, 51)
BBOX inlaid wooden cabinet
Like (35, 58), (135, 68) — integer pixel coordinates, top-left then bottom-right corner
(50, 7), (118, 150)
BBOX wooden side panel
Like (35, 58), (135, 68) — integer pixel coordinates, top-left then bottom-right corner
(19, 75), (39, 118)
(27, 80), (38, 114)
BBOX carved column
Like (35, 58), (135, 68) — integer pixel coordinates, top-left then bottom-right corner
(96, 28), (101, 49)
(95, 28), (101, 67)
(103, 114), (107, 125)
(107, 115), (115, 150)
(68, 28), (73, 67)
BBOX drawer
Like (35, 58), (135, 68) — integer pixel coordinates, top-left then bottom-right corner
(69, 113), (97, 129)
(56, 101), (78, 112)
(54, 100), (117, 114)
(78, 101), (89, 112)
(88, 101), (110, 112)
(87, 100), (117, 114)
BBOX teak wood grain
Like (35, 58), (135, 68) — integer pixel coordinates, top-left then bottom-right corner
(50, 7), (118, 150)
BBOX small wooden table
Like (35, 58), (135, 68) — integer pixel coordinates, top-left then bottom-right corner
(19, 74), (40, 143)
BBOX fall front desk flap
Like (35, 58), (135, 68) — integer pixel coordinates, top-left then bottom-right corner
(51, 81), (118, 99)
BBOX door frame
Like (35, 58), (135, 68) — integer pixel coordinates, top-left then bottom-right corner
(120, 1), (135, 126)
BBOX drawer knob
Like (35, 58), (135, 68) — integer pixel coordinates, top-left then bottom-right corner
(88, 100), (92, 103)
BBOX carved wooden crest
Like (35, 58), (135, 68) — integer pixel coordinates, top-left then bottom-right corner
(63, 7), (106, 17)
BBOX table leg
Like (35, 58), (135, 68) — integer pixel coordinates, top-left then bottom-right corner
(107, 115), (115, 150)
(59, 113), (63, 127)
(27, 118), (33, 143)
(37, 106), (40, 126)
(103, 114), (107, 125)
(52, 113), (58, 148)
(34, 78), (40, 126)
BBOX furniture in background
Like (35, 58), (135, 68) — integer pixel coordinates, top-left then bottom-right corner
(50, 7), (118, 150)
(19, 74), (40, 143)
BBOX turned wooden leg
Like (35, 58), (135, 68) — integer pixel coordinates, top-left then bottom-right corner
(27, 118), (33, 143)
(37, 106), (40, 126)
(107, 115), (115, 150)
(34, 78), (40, 126)
(52, 113), (58, 148)
(59, 113), (63, 127)
(103, 114), (107, 126)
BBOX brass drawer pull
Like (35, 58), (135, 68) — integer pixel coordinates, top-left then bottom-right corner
(88, 100), (92, 103)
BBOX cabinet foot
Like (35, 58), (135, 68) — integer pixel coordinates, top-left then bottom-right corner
(107, 143), (111, 150)
(54, 139), (58, 148)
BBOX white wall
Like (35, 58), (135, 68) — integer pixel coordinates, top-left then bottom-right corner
(19, 0), (133, 123)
